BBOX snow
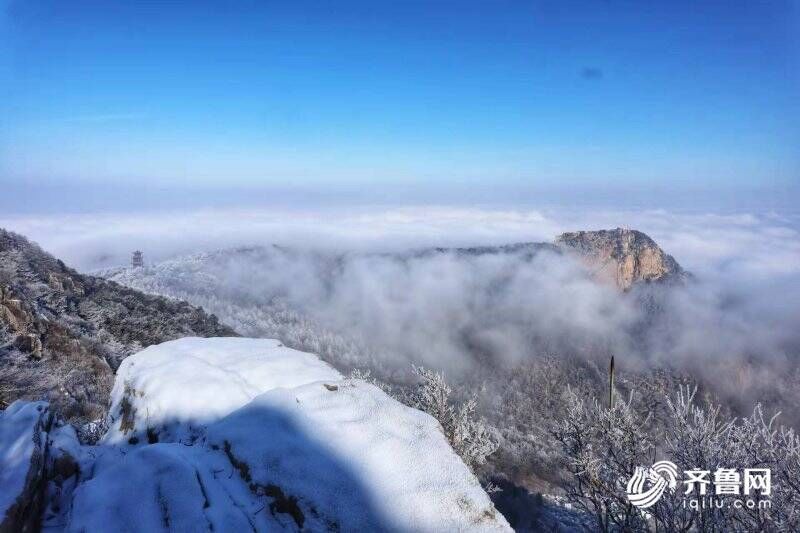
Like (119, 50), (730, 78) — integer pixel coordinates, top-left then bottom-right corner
(0, 401), (49, 520)
(68, 337), (510, 531)
(104, 337), (341, 443)
(66, 444), (253, 532)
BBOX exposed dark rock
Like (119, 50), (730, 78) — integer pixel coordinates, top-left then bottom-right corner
(0, 228), (237, 425)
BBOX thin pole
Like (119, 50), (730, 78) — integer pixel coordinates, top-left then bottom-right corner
(609, 355), (615, 408)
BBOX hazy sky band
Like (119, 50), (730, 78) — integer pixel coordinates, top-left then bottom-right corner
(1, 1), (798, 207)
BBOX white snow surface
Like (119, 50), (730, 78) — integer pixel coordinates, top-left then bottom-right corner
(70, 337), (510, 532)
(0, 401), (49, 519)
(104, 337), (342, 443)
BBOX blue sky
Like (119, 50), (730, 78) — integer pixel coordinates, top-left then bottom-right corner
(1, 1), (798, 211)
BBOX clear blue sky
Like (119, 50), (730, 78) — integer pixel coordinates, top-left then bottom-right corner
(1, 1), (798, 211)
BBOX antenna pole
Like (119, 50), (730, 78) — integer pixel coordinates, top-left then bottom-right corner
(609, 356), (615, 408)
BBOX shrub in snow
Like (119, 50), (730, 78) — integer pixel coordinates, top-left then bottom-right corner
(410, 365), (499, 471)
(76, 418), (109, 445)
(348, 367), (389, 392)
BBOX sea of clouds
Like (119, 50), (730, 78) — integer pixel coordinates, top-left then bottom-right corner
(2, 205), (798, 277)
(2, 206), (798, 404)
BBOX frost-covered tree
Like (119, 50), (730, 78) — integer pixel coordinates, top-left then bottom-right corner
(550, 389), (652, 532)
(409, 365), (498, 471)
(662, 387), (800, 532)
(552, 384), (800, 532)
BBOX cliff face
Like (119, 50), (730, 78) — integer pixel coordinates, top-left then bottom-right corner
(556, 228), (686, 291)
(0, 229), (237, 424)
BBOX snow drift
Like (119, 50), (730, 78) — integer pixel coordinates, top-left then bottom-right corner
(7, 337), (509, 532)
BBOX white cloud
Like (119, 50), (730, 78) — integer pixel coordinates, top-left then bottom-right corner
(2, 206), (798, 281)
(5, 204), (797, 410)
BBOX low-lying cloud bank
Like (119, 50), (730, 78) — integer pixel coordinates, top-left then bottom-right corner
(9, 206), (786, 413)
(3, 207), (799, 401)
(2, 206), (799, 276)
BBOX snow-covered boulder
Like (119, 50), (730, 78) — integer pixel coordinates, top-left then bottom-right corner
(0, 401), (52, 531)
(104, 337), (341, 444)
(68, 337), (510, 532)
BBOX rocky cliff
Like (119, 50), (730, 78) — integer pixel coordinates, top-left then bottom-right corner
(405, 229), (685, 292)
(0, 229), (236, 425)
(556, 228), (686, 290)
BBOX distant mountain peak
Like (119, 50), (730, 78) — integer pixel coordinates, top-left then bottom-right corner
(556, 228), (686, 290)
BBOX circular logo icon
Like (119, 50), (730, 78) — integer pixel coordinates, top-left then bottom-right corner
(626, 461), (679, 509)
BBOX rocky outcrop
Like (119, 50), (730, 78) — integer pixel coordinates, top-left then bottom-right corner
(0, 401), (87, 533)
(555, 228), (686, 291)
(0, 229), (237, 425)
(407, 230), (684, 292)
(0, 402), (52, 533)
(74, 338), (511, 532)
(1, 339), (512, 532)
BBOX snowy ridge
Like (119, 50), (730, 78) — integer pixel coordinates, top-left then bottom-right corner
(61, 337), (510, 531)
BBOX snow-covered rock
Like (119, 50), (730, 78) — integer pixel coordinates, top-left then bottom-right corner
(0, 401), (52, 531)
(103, 337), (341, 444)
(65, 337), (511, 532)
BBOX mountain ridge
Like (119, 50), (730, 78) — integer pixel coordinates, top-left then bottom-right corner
(0, 228), (237, 423)
(379, 228), (687, 290)
(106, 228), (685, 291)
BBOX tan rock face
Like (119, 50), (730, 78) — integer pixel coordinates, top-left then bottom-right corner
(47, 272), (84, 296)
(1, 296), (35, 335)
(555, 228), (685, 291)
